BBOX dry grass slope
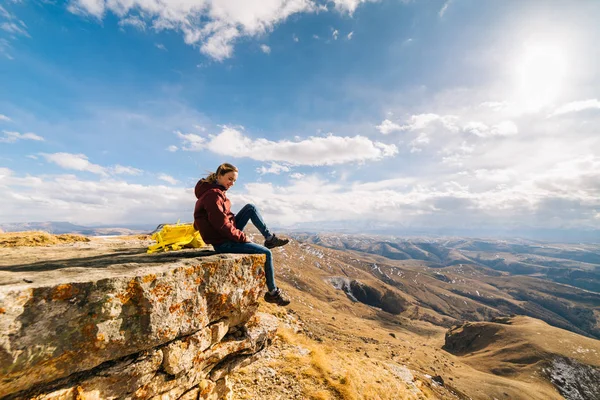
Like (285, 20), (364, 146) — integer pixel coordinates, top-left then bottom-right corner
(0, 231), (90, 247)
(1, 232), (599, 399)
(231, 302), (453, 400)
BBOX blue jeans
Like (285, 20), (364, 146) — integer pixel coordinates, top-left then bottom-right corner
(234, 204), (272, 238)
(213, 204), (276, 292)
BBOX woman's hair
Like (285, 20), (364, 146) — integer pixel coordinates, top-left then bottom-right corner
(203, 163), (238, 183)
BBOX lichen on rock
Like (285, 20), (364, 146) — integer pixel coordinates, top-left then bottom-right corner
(0, 253), (277, 399)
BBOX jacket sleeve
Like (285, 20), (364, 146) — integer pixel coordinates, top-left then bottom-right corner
(203, 191), (247, 243)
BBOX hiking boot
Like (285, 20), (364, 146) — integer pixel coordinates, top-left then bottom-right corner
(264, 234), (289, 249)
(264, 288), (291, 306)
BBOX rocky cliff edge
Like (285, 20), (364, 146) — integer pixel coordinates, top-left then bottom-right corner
(0, 252), (278, 399)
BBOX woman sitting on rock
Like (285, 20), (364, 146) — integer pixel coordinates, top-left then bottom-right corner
(193, 162), (290, 306)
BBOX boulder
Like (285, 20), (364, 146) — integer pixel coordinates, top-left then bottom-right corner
(0, 253), (271, 398)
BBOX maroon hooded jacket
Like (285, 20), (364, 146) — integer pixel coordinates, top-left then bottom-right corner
(193, 180), (247, 245)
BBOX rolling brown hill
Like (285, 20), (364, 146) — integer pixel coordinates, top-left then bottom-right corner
(294, 234), (600, 292)
(1, 230), (599, 399)
(443, 316), (600, 399)
(290, 233), (600, 339)
(230, 229), (599, 399)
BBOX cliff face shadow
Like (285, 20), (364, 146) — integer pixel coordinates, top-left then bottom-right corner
(0, 248), (218, 273)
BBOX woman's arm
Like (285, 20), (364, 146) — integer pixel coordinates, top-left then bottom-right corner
(203, 191), (247, 242)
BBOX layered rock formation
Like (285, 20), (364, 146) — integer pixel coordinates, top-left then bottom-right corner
(327, 277), (408, 315)
(443, 316), (600, 399)
(0, 253), (277, 399)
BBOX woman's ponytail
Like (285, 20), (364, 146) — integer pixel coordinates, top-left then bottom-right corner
(203, 172), (218, 183)
(202, 163), (238, 183)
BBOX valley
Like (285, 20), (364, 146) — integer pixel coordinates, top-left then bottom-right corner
(1, 231), (599, 399)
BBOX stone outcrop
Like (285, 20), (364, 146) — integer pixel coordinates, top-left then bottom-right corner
(328, 277), (408, 315)
(442, 321), (503, 355)
(547, 356), (600, 400)
(0, 253), (278, 399)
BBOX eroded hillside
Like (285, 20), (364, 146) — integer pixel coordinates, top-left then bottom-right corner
(290, 233), (600, 339)
(1, 231), (599, 399)
(294, 234), (600, 291)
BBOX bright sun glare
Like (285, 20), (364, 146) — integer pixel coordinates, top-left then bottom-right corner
(515, 43), (568, 111)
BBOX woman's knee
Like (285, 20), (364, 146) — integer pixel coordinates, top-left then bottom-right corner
(244, 203), (257, 212)
(261, 248), (272, 258)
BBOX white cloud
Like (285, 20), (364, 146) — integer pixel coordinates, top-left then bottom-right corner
(379, 114), (461, 135)
(166, 145), (178, 152)
(0, 6), (26, 59)
(1, 150), (598, 230)
(0, 38), (13, 60)
(257, 162), (290, 175)
(40, 152), (146, 178)
(200, 26), (239, 60)
(490, 121), (518, 136)
(376, 119), (402, 134)
(67, 0), (322, 61)
(312, 34), (319, 40)
(347, 31), (353, 40)
(155, 43), (167, 51)
(463, 120), (518, 137)
(157, 173), (179, 185)
(441, 153), (467, 167)
(462, 121), (489, 137)
(479, 101), (508, 111)
(310, 85), (598, 232)
(331, 0), (379, 15)
(401, 113), (459, 132)
(0, 114), (11, 122)
(462, 120), (518, 137)
(457, 141), (475, 154)
(41, 153), (108, 176)
(351, 177), (414, 191)
(406, 113), (441, 129)
(260, 44), (271, 54)
(473, 168), (515, 183)
(439, 0), (452, 18)
(332, 29), (339, 40)
(0, 169), (192, 225)
(0, 5), (13, 19)
(177, 125), (398, 166)
(118, 15), (146, 30)
(550, 99), (600, 117)
(1, 131), (44, 143)
(409, 132), (430, 153)
(230, 156), (600, 229)
(292, 34), (299, 42)
(112, 165), (143, 175)
(67, 0), (105, 18)
(0, 167), (13, 180)
(175, 130), (206, 151)
(1, 21), (29, 37)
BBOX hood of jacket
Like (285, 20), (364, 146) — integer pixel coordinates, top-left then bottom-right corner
(195, 180), (226, 199)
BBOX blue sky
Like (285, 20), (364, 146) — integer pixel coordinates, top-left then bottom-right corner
(1, 0), (599, 237)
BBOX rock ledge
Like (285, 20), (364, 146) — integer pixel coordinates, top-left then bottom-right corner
(0, 253), (277, 399)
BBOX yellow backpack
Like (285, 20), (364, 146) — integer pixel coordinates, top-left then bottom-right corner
(147, 221), (207, 254)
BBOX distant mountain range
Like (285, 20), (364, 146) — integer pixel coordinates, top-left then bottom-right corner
(285, 221), (600, 243)
(0, 221), (161, 236)
(292, 233), (600, 293)
(287, 232), (600, 340)
(2, 220), (598, 243)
